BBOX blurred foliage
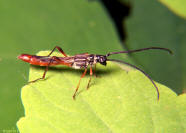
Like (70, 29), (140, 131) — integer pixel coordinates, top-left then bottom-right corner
(159, 0), (186, 19)
(124, 0), (186, 94)
(17, 52), (186, 132)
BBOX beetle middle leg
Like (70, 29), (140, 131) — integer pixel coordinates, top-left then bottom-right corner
(87, 66), (93, 89)
(73, 68), (87, 99)
(93, 64), (98, 77)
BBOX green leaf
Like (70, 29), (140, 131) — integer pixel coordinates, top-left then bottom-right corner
(125, 0), (186, 94)
(17, 51), (186, 133)
(0, 0), (123, 129)
(159, 0), (186, 19)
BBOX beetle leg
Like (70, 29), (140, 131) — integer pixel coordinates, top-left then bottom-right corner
(47, 46), (68, 57)
(73, 68), (87, 99)
(28, 56), (57, 83)
(87, 66), (93, 89)
(94, 64), (98, 77)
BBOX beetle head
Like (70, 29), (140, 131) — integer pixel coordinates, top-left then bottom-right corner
(96, 55), (107, 66)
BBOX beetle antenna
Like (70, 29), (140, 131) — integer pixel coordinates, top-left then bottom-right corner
(106, 47), (173, 57)
(107, 59), (160, 100)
